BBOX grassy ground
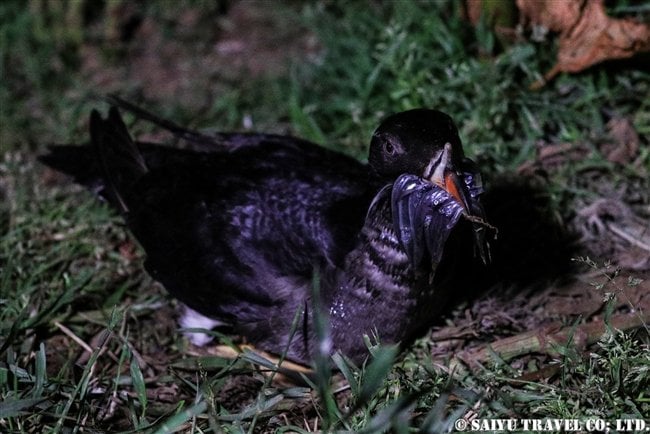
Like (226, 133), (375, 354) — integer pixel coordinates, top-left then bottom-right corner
(1, 1), (649, 432)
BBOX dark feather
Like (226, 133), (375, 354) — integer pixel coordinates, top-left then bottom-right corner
(40, 105), (490, 364)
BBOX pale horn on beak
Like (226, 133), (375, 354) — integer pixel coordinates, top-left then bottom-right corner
(426, 143), (494, 264)
(425, 142), (471, 214)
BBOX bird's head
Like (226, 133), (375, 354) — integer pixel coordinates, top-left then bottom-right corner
(368, 109), (493, 266)
(369, 109), (470, 210)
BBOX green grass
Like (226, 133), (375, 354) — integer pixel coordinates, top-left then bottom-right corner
(1, 1), (649, 432)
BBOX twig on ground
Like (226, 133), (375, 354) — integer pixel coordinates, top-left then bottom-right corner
(449, 310), (650, 372)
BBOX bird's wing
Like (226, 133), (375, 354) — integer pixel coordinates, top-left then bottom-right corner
(40, 107), (374, 324)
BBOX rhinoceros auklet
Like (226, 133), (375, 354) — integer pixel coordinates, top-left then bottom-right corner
(40, 100), (490, 365)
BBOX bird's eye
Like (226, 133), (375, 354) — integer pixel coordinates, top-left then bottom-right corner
(384, 141), (395, 155)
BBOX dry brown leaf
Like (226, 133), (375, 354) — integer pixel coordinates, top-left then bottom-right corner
(574, 198), (650, 270)
(517, 0), (650, 87)
(600, 117), (640, 165)
(517, 141), (590, 174)
(516, 0), (584, 33)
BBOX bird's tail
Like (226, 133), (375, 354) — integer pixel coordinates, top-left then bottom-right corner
(39, 108), (148, 214)
(38, 144), (102, 190)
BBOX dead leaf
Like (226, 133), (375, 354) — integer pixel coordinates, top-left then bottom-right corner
(574, 197), (650, 270)
(599, 117), (640, 165)
(516, 0), (583, 33)
(516, 0), (650, 87)
(517, 141), (590, 174)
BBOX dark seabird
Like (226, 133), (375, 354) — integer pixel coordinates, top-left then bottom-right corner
(40, 100), (491, 365)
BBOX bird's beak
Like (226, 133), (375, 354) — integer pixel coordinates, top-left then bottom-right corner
(423, 143), (493, 265)
(426, 143), (471, 214)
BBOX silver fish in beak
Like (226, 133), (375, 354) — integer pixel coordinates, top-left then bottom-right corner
(391, 144), (493, 268)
